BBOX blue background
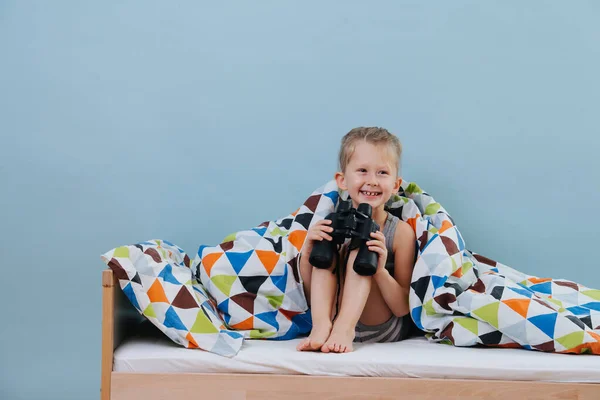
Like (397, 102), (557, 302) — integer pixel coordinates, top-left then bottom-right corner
(1, 1), (598, 399)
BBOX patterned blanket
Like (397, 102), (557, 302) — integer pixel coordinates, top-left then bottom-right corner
(101, 179), (600, 356)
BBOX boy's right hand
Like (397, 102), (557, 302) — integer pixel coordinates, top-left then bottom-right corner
(302, 219), (334, 255)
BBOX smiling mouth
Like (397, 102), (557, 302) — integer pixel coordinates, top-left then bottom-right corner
(360, 190), (381, 197)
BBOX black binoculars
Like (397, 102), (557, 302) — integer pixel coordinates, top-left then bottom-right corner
(308, 199), (380, 276)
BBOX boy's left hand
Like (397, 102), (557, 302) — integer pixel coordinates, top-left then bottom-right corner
(367, 231), (388, 275)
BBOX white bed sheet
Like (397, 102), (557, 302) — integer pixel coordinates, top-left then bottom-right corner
(114, 333), (600, 383)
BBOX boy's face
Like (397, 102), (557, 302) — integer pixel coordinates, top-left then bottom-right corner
(335, 141), (401, 211)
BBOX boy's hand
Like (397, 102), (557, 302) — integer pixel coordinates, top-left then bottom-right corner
(367, 231), (388, 275)
(301, 219), (334, 255)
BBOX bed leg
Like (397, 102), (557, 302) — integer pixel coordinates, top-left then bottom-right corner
(101, 269), (115, 400)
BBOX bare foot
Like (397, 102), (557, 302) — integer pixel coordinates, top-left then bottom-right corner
(296, 322), (332, 351)
(321, 325), (355, 353)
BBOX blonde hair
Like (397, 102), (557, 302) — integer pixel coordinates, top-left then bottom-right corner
(338, 127), (402, 174)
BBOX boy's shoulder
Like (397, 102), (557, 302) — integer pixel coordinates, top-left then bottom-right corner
(392, 219), (416, 250)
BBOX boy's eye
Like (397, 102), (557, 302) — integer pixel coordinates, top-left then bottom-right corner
(378, 171), (389, 175)
(358, 168), (367, 172)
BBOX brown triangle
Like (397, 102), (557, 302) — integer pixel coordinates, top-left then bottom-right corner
(279, 308), (302, 320)
(230, 292), (257, 314)
(289, 256), (300, 283)
(440, 236), (459, 255)
(473, 254), (497, 266)
(533, 340), (555, 352)
(108, 259), (129, 281)
(172, 286), (198, 309)
(303, 194), (321, 213)
(144, 248), (162, 263)
(220, 241), (234, 251)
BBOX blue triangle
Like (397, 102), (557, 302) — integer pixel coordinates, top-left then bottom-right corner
(223, 330), (243, 339)
(529, 281), (552, 295)
(197, 245), (209, 257)
(122, 283), (140, 311)
(272, 325), (299, 340)
(528, 313), (557, 339)
(223, 312), (232, 326)
(411, 306), (424, 330)
(218, 298), (230, 314)
(582, 302), (600, 312)
(431, 275), (446, 289)
(226, 251), (254, 275)
(158, 264), (180, 284)
(270, 265), (288, 293)
(292, 310), (312, 335)
(456, 231), (465, 251)
(252, 227), (267, 236)
(508, 285), (533, 298)
(323, 190), (339, 205)
(164, 306), (187, 330)
(256, 310), (279, 330)
(567, 305), (591, 316)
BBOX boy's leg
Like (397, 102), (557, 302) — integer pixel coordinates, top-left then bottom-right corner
(297, 256), (338, 351)
(322, 249), (371, 353)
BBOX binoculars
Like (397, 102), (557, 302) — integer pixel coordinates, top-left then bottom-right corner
(308, 200), (380, 276)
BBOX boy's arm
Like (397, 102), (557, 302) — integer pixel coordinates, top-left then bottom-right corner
(373, 221), (416, 317)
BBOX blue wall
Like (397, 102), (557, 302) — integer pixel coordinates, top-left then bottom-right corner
(1, 1), (599, 399)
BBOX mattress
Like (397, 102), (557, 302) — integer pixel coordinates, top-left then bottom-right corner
(114, 330), (600, 383)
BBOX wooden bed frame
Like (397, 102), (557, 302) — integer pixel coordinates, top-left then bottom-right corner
(101, 269), (599, 400)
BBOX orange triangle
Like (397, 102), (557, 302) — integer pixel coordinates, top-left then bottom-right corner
(439, 220), (453, 234)
(202, 252), (223, 276)
(406, 217), (418, 233)
(256, 250), (279, 274)
(291, 208), (300, 217)
(186, 332), (199, 349)
(529, 277), (551, 284)
(288, 230), (307, 252)
(147, 279), (169, 303)
(230, 316), (254, 330)
(451, 267), (463, 278)
(503, 299), (531, 318)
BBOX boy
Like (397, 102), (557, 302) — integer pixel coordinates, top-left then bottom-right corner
(297, 127), (416, 353)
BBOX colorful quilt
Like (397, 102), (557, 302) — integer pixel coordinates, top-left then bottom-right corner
(101, 179), (600, 356)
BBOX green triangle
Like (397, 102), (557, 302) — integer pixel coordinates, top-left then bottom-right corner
(462, 261), (473, 275)
(556, 331), (585, 350)
(451, 256), (459, 273)
(250, 329), (277, 339)
(472, 302), (500, 329)
(270, 227), (287, 236)
(143, 304), (156, 318)
(211, 275), (237, 297)
(423, 299), (437, 316)
(456, 317), (479, 335)
(113, 246), (129, 258)
(547, 297), (563, 308)
(222, 232), (237, 242)
(583, 289), (600, 301)
(266, 295), (284, 309)
(405, 182), (423, 195)
(428, 227), (438, 234)
(425, 202), (441, 215)
(190, 311), (219, 334)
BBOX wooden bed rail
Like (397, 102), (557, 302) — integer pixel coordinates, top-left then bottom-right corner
(101, 269), (143, 400)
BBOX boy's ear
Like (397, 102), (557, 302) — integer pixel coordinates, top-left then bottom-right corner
(334, 172), (346, 190)
(394, 177), (401, 193)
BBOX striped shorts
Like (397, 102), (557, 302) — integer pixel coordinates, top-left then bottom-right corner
(354, 315), (411, 343)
